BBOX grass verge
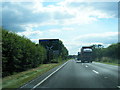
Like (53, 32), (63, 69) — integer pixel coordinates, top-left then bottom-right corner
(94, 57), (120, 66)
(95, 61), (120, 66)
(95, 57), (120, 66)
(2, 60), (68, 88)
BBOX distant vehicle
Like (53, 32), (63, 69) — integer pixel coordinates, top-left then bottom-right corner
(81, 46), (93, 63)
(77, 52), (81, 60)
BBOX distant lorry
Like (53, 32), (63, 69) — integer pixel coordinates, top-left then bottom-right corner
(80, 46), (93, 63)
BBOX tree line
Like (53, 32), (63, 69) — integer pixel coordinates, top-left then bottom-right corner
(39, 39), (68, 63)
(92, 43), (120, 63)
(2, 28), (68, 77)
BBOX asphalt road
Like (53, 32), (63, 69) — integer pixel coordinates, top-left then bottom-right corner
(19, 59), (120, 89)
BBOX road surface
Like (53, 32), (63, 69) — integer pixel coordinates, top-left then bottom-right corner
(19, 59), (120, 89)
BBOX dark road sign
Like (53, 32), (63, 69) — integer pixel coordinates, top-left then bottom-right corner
(39, 39), (59, 50)
(39, 39), (60, 63)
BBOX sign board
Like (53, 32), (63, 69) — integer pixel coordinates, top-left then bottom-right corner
(53, 50), (59, 55)
(39, 39), (60, 62)
(39, 39), (59, 50)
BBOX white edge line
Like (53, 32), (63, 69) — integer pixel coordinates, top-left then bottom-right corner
(31, 61), (68, 89)
(20, 78), (36, 88)
(92, 70), (99, 74)
(20, 60), (69, 88)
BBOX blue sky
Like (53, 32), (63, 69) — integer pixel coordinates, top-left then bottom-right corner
(2, 1), (119, 55)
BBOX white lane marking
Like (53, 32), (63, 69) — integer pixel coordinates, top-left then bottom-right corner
(85, 65), (88, 67)
(82, 63), (83, 65)
(31, 61), (68, 89)
(92, 70), (99, 74)
(117, 86), (120, 88)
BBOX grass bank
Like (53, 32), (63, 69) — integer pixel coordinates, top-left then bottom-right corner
(95, 61), (120, 66)
(2, 60), (68, 88)
(95, 57), (120, 66)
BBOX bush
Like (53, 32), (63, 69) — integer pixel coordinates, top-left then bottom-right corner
(2, 28), (46, 77)
(100, 57), (118, 64)
(92, 43), (119, 63)
(2, 27), (69, 77)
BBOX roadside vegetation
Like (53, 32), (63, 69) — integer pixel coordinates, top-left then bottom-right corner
(92, 43), (120, 66)
(2, 60), (68, 88)
(2, 27), (69, 88)
(2, 28), (68, 77)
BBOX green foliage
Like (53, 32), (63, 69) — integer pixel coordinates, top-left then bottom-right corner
(58, 40), (68, 60)
(39, 39), (68, 63)
(104, 43), (119, 59)
(100, 57), (118, 64)
(2, 28), (47, 77)
(92, 43), (119, 63)
(2, 63), (59, 88)
(2, 28), (68, 77)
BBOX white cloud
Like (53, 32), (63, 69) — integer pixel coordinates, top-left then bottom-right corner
(2, 1), (118, 55)
(74, 32), (118, 40)
(62, 27), (74, 31)
(73, 32), (118, 44)
(29, 39), (39, 43)
(48, 29), (61, 33)
(2, 1), (117, 32)
(17, 26), (43, 37)
(2, 0), (119, 2)
(62, 32), (118, 54)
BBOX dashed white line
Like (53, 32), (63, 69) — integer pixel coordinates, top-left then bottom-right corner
(92, 70), (99, 74)
(31, 61), (68, 89)
(85, 65), (88, 67)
